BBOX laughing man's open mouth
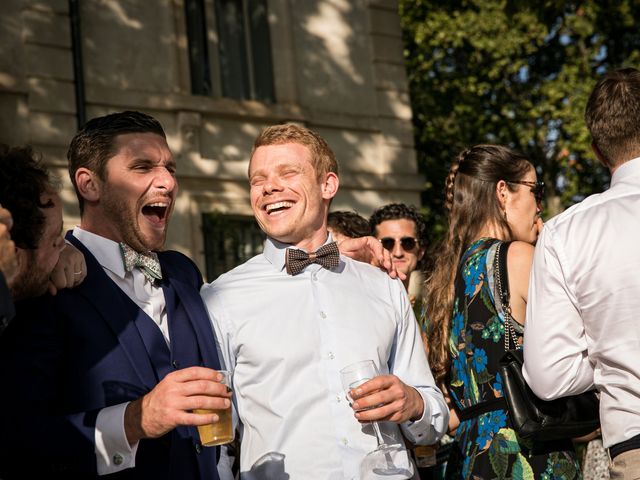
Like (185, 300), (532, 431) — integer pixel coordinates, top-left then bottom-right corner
(142, 201), (170, 224)
(265, 201), (293, 214)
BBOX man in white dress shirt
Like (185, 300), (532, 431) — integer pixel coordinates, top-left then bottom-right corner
(523, 68), (640, 479)
(201, 123), (448, 479)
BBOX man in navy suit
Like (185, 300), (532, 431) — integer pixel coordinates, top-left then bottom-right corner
(0, 111), (230, 479)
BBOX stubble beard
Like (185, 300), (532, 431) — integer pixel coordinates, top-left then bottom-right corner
(101, 192), (166, 253)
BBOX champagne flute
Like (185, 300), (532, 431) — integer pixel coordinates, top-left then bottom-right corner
(340, 360), (414, 479)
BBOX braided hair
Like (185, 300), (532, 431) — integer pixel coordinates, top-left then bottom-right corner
(423, 144), (532, 384)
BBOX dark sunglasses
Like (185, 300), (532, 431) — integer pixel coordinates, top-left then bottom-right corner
(380, 237), (418, 252)
(506, 180), (545, 204)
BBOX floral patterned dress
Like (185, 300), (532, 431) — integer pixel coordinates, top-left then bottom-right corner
(445, 238), (581, 480)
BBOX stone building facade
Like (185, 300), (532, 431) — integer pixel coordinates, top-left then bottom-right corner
(0, 0), (422, 280)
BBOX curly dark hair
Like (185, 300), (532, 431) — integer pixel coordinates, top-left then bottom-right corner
(327, 210), (370, 238)
(0, 144), (55, 249)
(368, 203), (427, 244)
(67, 110), (166, 213)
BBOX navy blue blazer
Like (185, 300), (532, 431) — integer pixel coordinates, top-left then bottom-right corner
(0, 233), (222, 479)
(0, 271), (14, 335)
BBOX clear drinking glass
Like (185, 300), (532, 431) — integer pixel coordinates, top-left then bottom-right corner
(340, 360), (414, 479)
(193, 370), (234, 446)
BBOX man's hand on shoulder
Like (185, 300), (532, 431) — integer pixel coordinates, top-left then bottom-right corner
(48, 243), (87, 295)
(337, 236), (405, 282)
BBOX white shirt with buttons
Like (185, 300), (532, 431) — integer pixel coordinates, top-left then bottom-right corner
(201, 236), (448, 479)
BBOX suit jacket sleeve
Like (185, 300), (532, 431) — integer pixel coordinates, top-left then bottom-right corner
(0, 295), (99, 476)
(0, 271), (15, 336)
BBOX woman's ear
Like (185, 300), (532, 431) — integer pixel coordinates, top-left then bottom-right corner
(496, 180), (508, 210)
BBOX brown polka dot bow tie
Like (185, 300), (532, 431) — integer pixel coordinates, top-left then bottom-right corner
(285, 242), (340, 276)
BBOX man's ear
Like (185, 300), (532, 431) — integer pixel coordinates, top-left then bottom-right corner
(321, 172), (339, 200)
(591, 142), (611, 169)
(75, 168), (101, 203)
(13, 246), (28, 281)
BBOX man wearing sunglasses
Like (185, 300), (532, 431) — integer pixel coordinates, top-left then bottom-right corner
(369, 203), (427, 295)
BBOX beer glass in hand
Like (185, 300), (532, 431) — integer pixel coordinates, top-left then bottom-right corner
(194, 370), (233, 446)
(340, 360), (414, 479)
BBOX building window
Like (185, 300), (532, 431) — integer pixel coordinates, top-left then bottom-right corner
(202, 212), (265, 281)
(185, 0), (212, 96)
(185, 0), (275, 102)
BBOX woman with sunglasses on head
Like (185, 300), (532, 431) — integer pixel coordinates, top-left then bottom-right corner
(422, 145), (580, 479)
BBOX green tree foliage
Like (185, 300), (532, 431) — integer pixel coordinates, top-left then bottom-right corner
(400, 0), (640, 241)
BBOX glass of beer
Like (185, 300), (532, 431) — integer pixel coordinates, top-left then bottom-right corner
(194, 369), (233, 447)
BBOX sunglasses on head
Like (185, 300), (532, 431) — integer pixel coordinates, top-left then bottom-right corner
(380, 237), (418, 252)
(506, 180), (545, 204)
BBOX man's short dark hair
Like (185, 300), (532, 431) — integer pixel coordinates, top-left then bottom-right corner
(585, 67), (640, 165)
(67, 110), (166, 212)
(0, 145), (55, 249)
(369, 203), (427, 244)
(327, 210), (370, 238)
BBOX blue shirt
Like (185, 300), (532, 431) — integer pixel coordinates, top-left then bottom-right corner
(201, 236), (448, 479)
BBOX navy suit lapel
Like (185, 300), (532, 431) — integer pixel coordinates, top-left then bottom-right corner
(160, 260), (221, 372)
(66, 233), (158, 391)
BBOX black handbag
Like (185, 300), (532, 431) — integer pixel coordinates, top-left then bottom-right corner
(494, 241), (600, 441)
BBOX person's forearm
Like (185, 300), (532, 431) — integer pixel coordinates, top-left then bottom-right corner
(124, 398), (146, 445)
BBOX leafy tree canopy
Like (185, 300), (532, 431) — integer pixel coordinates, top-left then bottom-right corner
(400, 0), (640, 242)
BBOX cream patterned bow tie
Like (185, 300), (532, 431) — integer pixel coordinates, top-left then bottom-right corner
(285, 242), (340, 276)
(120, 242), (162, 283)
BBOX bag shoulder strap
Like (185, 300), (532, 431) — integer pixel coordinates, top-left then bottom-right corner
(493, 241), (521, 351)
(495, 241), (511, 308)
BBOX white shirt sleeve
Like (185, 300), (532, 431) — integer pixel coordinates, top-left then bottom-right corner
(392, 281), (448, 445)
(523, 224), (595, 399)
(95, 402), (139, 475)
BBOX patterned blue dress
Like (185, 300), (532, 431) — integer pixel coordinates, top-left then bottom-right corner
(445, 238), (581, 480)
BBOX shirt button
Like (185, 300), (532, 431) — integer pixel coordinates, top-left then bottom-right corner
(328, 351), (335, 360)
(312, 272), (318, 281)
(172, 360), (179, 369)
(320, 311), (327, 319)
(336, 394), (342, 403)
(342, 438), (348, 445)
(195, 443), (203, 454)
(113, 453), (124, 465)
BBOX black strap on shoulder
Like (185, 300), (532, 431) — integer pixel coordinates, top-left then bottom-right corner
(458, 397), (507, 421)
(496, 241), (512, 307)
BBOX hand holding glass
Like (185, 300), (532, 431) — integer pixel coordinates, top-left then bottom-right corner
(194, 369), (233, 447)
(340, 360), (414, 479)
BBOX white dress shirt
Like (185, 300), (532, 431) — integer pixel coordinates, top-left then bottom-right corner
(523, 157), (640, 448)
(201, 236), (448, 479)
(73, 227), (167, 474)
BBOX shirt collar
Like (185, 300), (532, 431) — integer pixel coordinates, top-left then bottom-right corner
(72, 226), (127, 279)
(611, 156), (640, 186)
(263, 233), (335, 272)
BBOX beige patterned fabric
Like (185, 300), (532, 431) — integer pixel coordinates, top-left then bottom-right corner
(119, 242), (162, 282)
